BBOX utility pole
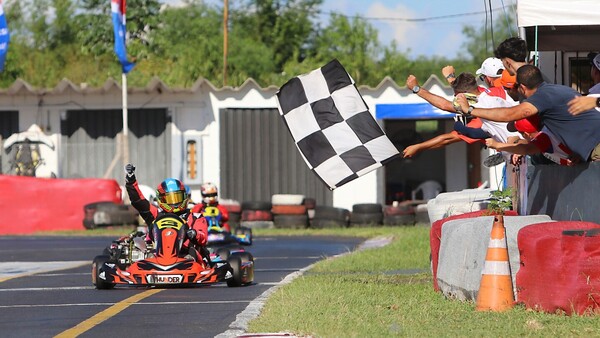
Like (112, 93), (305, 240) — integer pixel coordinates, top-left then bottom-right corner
(223, 0), (228, 86)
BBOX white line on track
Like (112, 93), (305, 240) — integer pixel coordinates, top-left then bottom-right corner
(0, 261), (89, 281)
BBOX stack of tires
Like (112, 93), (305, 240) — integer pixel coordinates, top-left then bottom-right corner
(220, 199), (241, 228)
(83, 201), (139, 229)
(271, 194), (308, 229)
(240, 201), (273, 229)
(383, 202), (416, 226)
(349, 203), (383, 227)
(311, 206), (350, 228)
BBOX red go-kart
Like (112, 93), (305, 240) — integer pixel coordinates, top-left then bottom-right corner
(92, 213), (254, 289)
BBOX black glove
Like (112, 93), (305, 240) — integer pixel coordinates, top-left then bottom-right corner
(124, 163), (136, 183)
(186, 229), (197, 242)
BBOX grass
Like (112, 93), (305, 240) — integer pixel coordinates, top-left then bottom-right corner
(247, 226), (600, 337)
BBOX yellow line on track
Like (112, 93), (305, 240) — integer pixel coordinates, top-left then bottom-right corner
(54, 288), (163, 337)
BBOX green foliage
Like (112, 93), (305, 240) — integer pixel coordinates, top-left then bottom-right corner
(487, 188), (514, 215)
(0, 1), (519, 89)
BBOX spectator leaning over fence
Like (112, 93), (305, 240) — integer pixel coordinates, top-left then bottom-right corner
(455, 64), (600, 162)
(403, 72), (521, 161)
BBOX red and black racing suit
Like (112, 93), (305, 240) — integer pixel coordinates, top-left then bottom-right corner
(125, 175), (208, 260)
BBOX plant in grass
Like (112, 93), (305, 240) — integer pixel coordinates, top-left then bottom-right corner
(486, 188), (513, 216)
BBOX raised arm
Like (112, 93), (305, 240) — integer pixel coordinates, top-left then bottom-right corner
(407, 75), (456, 112)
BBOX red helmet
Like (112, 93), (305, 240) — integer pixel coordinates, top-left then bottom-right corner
(156, 178), (189, 213)
(200, 182), (218, 206)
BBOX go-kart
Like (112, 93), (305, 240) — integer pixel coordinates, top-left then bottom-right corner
(203, 206), (253, 246)
(92, 213), (254, 289)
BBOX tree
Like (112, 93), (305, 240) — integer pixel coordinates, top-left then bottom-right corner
(461, 12), (516, 63)
(233, 0), (322, 72)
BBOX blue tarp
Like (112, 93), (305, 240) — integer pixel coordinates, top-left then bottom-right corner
(376, 103), (456, 120)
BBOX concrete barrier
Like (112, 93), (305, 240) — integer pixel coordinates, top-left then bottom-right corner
(427, 189), (493, 224)
(436, 215), (553, 301)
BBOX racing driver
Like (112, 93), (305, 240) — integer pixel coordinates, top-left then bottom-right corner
(124, 163), (210, 264)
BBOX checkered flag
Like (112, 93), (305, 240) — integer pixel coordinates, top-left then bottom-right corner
(276, 59), (399, 190)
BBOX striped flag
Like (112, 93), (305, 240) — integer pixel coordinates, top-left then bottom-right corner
(111, 0), (135, 74)
(0, 0), (10, 72)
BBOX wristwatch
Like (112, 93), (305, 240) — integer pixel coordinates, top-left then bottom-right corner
(466, 106), (474, 115)
(412, 85), (421, 94)
(596, 97), (600, 107)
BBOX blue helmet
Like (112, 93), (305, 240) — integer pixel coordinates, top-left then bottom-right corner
(155, 178), (189, 213)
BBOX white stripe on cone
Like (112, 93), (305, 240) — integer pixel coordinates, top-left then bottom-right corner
(481, 260), (511, 275)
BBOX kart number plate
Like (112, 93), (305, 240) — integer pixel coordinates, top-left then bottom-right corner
(149, 274), (183, 284)
(208, 233), (226, 241)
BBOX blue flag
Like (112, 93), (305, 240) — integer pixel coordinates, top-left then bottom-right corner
(0, 1), (10, 72)
(111, 0), (135, 74)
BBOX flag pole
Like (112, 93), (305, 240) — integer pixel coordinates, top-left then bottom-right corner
(122, 72), (129, 167)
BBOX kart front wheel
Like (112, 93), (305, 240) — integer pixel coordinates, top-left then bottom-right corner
(226, 255), (243, 287)
(92, 255), (115, 290)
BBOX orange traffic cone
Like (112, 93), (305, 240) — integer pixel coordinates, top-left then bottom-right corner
(476, 214), (515, 311)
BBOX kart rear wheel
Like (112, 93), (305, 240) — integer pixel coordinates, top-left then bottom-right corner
(92, 255), (115, 290)
(226, 255), (243, 287)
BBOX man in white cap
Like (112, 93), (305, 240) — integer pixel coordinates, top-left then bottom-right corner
(476, 57), (505, 88)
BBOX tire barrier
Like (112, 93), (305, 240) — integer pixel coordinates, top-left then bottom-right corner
(349, 203), (383, 227)
(383, 204), (415, 226)
(241, 209), (273, 222)
(83, 201), (139, 229)
(311, 206), (349, 228)
(271, 194), (308, 229)
(273, 214), (309, 229)
(220, 199), (241, 228)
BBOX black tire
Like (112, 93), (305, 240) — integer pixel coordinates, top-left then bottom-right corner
(241, 201), (272, 211)
(92, 255), (115, 290)
(83, 219), (96, 230)
(383, 214), (416, 226)
(302, 197), (316, 209)
(352, 203), (382, 214)
(236, 252), (255, 285)
(310, 218), (348, 229)
(216, 247), (230, 260)
(349, 212), (383, 227)
(226, 255), (243, 287)
(273, 214), (308, 229)
(313, 206), (350, 221)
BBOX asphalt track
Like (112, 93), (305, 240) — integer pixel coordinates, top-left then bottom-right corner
(0, 235), (364, 338)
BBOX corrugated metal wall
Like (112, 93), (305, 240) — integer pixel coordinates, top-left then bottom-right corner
(0, 111), (19, 174)
(220, 108), (333, 206)
(61, 109), (170, 186)
(527, 162), (600, 223)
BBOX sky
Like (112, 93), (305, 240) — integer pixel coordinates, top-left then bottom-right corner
(162, 0), (518, 59)
(318, 0), (518, 59)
